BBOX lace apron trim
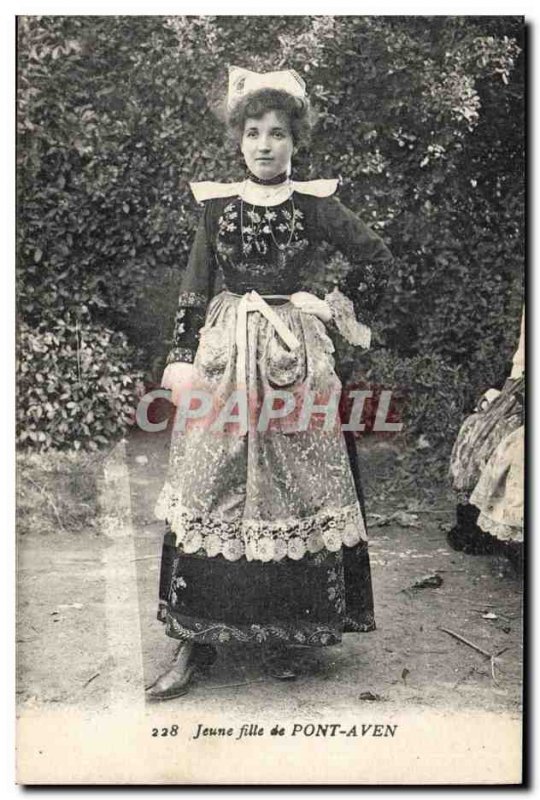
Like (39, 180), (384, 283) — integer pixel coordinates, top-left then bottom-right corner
(155, 483), (367, 563)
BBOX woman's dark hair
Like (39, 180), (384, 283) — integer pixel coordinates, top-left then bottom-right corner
(226, 88), (314, 149)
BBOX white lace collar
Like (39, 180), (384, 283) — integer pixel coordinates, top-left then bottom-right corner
(190, 178), (338, 206)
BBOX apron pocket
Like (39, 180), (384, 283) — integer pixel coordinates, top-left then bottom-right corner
(264, 334), (306, 388)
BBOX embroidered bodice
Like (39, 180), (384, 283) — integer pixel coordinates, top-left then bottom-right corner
(167, 184), (393, 364)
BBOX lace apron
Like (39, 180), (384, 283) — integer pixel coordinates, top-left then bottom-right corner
(156, 290), (367, 563)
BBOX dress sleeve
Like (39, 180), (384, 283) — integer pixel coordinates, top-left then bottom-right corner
(316, 195), (393, 327)
(166, 201), (216, 365)
(510, 308), (525, 379)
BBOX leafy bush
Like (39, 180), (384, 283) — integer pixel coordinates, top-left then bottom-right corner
(345, 348), (469, 487)
(361, 348), (467, 449)
(17, 321), (143, 451)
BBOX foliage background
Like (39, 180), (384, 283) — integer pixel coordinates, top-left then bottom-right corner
(17, 15), (524, 460)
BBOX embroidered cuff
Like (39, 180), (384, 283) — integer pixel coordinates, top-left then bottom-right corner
(178, 291), (208, 308)
(166, 347), (196, 365)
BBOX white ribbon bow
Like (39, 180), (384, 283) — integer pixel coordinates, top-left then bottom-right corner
(235, 291), (301, 388)
(228, 66), (306, 109)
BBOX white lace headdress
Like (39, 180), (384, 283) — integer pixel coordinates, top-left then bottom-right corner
(227, 66), (306, 109)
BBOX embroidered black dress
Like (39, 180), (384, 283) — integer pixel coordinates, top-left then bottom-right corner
(155, 182), (392, 647)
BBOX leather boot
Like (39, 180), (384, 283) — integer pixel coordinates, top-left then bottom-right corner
(145, 642), (219, 701)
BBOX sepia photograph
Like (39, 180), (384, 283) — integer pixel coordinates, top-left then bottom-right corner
(15, 13), (525, 784)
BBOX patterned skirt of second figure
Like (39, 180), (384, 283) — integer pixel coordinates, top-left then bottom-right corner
(470, 425), (524, 543)
(449, 375), (524, 502)
(154, 291), (376, 646)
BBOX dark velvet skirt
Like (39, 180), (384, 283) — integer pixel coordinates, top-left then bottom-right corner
(157, 431), (375, 646)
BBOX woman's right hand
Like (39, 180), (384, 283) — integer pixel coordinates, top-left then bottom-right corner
(289, 291), (333, 323)
(161, 362), (195, 407)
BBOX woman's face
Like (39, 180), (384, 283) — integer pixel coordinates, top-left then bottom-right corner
(241, 109), (294, 180)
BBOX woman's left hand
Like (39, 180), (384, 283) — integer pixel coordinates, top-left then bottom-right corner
(475, 387), (501, 412)
(289, 291), (333, 323)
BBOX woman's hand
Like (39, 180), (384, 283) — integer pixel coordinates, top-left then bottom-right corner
(161, 362), (195, 407)
(289, 291), (333, 323)
(474, 387), (501, 412)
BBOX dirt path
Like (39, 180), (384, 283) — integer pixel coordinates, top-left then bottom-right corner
(17, 430), (523, 718)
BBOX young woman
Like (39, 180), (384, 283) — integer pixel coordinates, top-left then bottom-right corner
(146, 67), (393, 700)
